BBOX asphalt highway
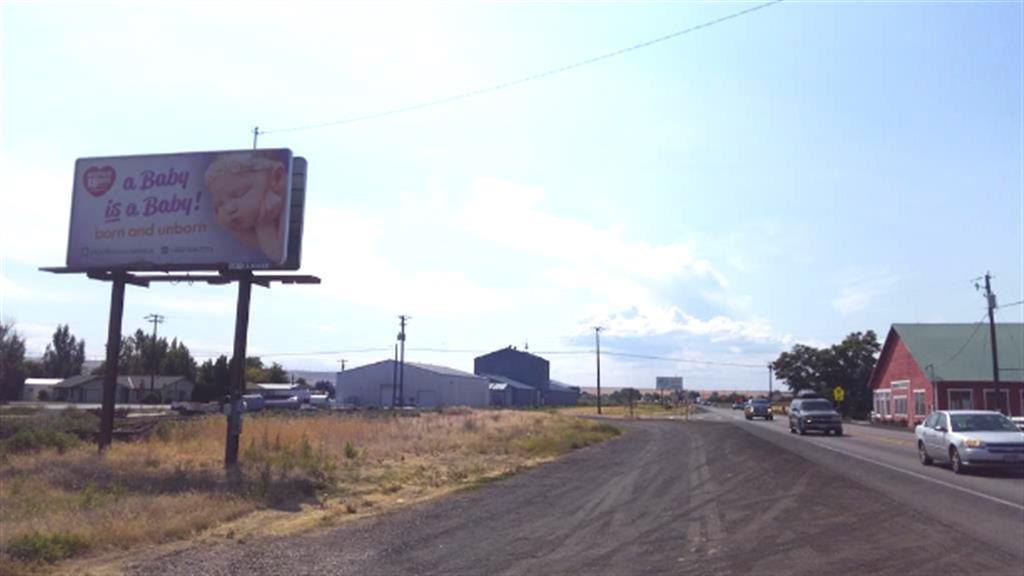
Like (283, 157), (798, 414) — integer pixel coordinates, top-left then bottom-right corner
(699, 406), (1024, 557)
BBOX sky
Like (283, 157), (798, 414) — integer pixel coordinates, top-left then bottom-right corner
(2, 1), (1022, 391)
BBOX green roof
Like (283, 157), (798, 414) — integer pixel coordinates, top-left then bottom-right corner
(893, 323), (1024, 382)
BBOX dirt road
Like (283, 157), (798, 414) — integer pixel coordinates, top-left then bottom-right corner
(127, 420), (1022, 575)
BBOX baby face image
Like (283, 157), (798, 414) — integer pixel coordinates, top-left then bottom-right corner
(210, 169), (272, 232)
(204, 152), (289, 263)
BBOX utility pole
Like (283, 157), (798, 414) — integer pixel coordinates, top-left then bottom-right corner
(337, 358), (346, 372)
(392, 343), (399, 407)
(594, 327), (603, 415)
(398, 315), (409, 408)
(980, 272), (1002, 413)
(252, 126), (260, 149)
(143, 313), (164, 394)
(768, 363), (774, 402)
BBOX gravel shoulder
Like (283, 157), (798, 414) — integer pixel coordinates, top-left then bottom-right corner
(124, 420), (1022, 576)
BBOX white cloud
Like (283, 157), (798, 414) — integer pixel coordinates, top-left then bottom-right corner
(832, 269), (899, 316)
(461, 178), (727, 287)
(577, 304), (793, 346)
(0, 157), (71, 267)
(300, 207), (510, 319)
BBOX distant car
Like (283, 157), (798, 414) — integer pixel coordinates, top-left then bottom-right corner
(916, 410), (1024, 474)
(789, 398), (842, 435)
(745, 399), (773, 421)
(731, 401), (746, 410)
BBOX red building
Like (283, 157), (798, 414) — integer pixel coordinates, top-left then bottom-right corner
(869, 323), (1024, 427)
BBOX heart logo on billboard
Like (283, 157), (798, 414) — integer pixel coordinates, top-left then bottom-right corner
(83, 166), (116, 197)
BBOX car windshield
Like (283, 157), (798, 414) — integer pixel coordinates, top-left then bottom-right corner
(949, 414), (1019, 432)
(800, 401), (834, 411)
(750, 400), (769, 405)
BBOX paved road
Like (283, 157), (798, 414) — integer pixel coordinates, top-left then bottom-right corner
(699, 406), (1024, 555)
(128, 419), (1022, 576)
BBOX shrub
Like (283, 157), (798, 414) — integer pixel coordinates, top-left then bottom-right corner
(53, 408), (99, 439)
(6, 531), (89, 563)
(1, 427), (80, 455)
(344, 441), (359, 460)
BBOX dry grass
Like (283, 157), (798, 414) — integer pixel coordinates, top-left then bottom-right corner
(0, 409), (619, 574)
(558, 404), (697, 419)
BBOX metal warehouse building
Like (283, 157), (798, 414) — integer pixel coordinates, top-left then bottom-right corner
(335, 360), (490, 409)
(475, 347), (581, 407)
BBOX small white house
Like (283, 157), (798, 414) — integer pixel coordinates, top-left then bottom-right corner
(335, 360), (489, 408)
(22, 378), (63, 401)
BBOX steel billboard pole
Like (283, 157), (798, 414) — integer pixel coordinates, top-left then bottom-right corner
(225, 274), (252, 468)
(98, 275), (126, 451)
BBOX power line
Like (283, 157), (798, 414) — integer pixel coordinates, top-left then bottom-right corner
(260, 1), (782, 136)
(936, 312), (989, 368)
(601, 350), (764, 369)
(999, 299), (1023, 308)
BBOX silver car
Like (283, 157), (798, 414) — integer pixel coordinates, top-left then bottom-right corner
(916, 410), (1024, 474)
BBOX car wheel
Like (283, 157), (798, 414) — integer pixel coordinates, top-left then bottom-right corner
(767, 415), (774, 421)
(834, 429), (843, 437)
(950, 447), (967, 475)
(789, 424), (796, 434)
(798, 424), (806, 435)
(745, 415), (752, 420)
(918, 442), (933, 466)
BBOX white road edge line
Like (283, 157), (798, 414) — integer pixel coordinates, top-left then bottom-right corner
(810, 441), (1024, 512)
(723, 412), (1024, 512)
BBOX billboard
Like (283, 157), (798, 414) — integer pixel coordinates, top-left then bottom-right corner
(655, 376), (683, 390)
(67, 149), (299, 271)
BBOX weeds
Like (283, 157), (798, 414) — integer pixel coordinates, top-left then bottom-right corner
(6, 531), (89, 563)
(0, 409), (618, 573)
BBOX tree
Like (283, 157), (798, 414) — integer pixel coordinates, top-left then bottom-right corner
(265, 362), (287, 383)
(193, 354), (231, 402)
(93, 330), (197, 382)
(161, 338), (197, 381)
(771, 344), (824, 396)
(42, 324), (86, 378)
(314, 380), (335, 398)
(772, 331), (880, 419)
(0, 322), (27, 402)
(243, 356), (266, 383)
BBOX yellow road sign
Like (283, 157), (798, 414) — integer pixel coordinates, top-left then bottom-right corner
(833, 386), (845, 402)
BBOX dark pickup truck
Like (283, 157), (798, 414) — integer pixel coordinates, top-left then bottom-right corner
(745, 399), (773, 420)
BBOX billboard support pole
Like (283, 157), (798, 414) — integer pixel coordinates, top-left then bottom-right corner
(98, 274), (127, 452)
(225, 273), (253, 469)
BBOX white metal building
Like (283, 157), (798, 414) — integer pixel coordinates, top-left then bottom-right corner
(22, 378), (63, 401)
(335, 360), (489, 408)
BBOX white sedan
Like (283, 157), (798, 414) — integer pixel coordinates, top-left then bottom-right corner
(915, 410), (1024, 474)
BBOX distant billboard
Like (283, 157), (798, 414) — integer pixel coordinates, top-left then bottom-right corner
(655, 376), (683, 391)
(66, 149), (301, 271)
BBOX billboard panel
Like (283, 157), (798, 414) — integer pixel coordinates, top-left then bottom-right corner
(655, 376), (683, 390)
(67, 149), (297, 270)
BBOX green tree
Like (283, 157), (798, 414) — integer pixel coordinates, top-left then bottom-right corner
(0, 322), (27, 402)
(266, 362), (287, 383)
(772, 331), (880, 419)
(193, 354), (231, 401)
(771, 344), (824, 395)
(160, 338), (197, 381)
(42, 324), (86, 378)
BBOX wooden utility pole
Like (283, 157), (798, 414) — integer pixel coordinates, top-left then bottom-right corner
(391, 344), (399, 407)
(982, 272), (1002, 413)
(144, 313), (164, 393)
(594, 327), (603, 415)
(398, 315), (409, 407)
